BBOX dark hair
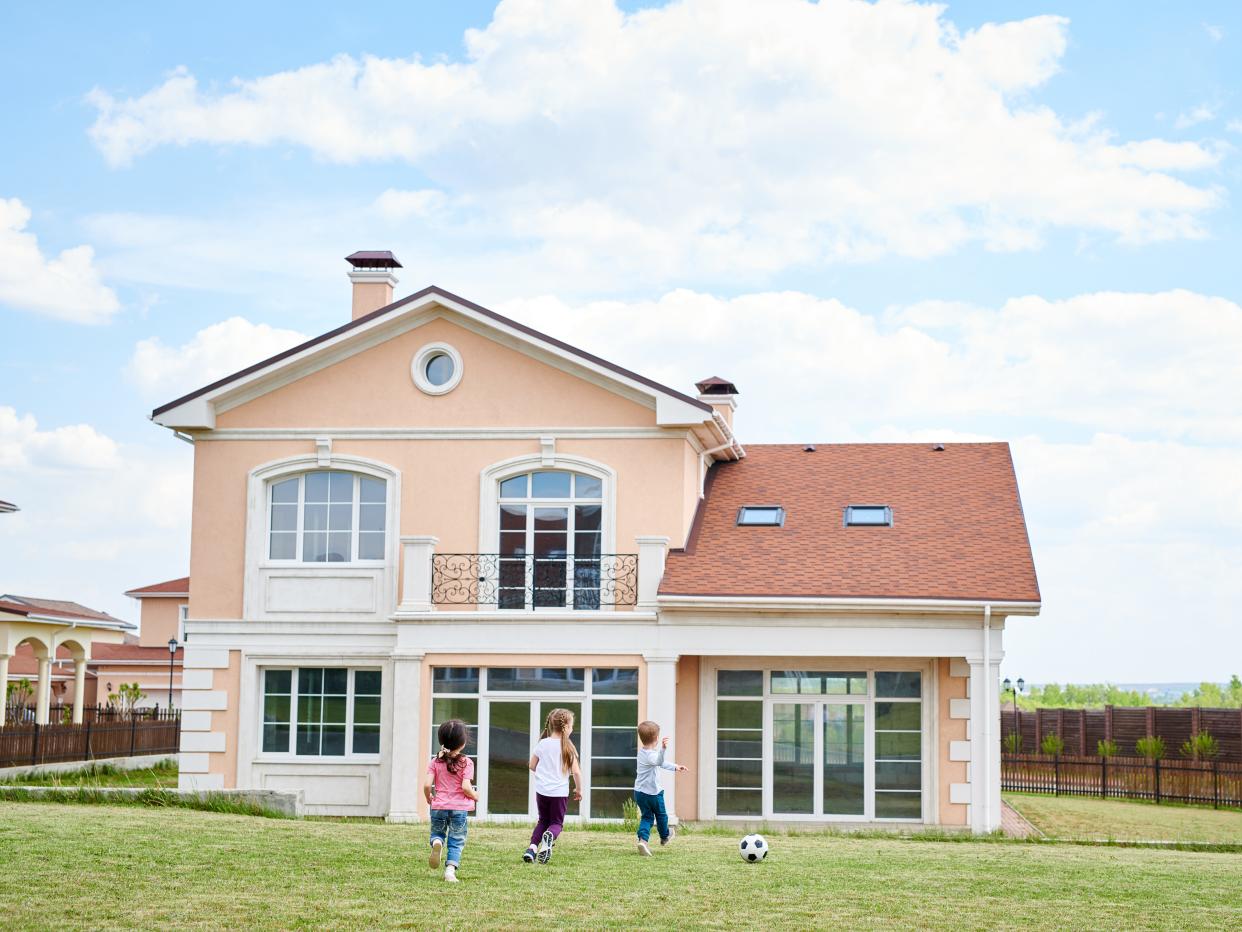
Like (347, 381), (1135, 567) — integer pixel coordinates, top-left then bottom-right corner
(436, 719), (469, 775)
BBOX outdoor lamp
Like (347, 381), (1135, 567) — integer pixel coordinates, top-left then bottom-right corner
(1003, 677), (1012, 691)
(167, 638), (178, 710)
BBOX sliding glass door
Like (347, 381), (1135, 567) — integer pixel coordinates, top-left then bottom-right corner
(770, 701), (866, 817)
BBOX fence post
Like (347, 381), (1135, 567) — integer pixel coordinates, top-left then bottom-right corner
(1154, 757), (1161, 805)
(1213, 759), (1219, 810)
(1054, 754), (1060, 797)
(30, 722), (40, 766)
(129, 714), (137, 757)
(84, 717), (93, 760)
(1100, 756), (1106, 798)
(1079, 709), (1087, 756)
(1104, 704), (1114, 743)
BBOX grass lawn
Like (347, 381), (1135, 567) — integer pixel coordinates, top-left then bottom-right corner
(1005, 792), (1242, 845)
(0, 759), (178, 789)
(1, 804), (1240, 929)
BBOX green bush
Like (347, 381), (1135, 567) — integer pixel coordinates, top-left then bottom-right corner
(1002, 733), (1023, 754)
(1040, 734), (1065, 756)
(1096, 739), (1118, 758)
(1180, 731), (1219, 761)
(1135, 736), (1166, 760)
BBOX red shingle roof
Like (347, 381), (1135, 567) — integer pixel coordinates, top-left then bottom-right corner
(124, 577), (190, 597)
(0, 596), (132, 626)
(660, 443), (1040, 603)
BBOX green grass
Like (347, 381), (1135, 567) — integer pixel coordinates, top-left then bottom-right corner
(1005, 792), (1242, 845)
(0, 759), (178, 788)
(1, 804), (1240, 929)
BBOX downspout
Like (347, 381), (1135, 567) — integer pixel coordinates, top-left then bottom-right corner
(981, 603), (992, 830)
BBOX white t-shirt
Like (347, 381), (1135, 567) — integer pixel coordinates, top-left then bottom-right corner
(532, 735), (571, 797)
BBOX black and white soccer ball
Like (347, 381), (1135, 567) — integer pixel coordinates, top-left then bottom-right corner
(738, 833), (768, 862)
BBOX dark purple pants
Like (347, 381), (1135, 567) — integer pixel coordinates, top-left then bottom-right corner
(530, 793), (568, 845)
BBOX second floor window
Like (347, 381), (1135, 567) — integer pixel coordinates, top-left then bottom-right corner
(268, 471), (387, 563)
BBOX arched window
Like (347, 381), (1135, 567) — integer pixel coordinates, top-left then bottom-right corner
(497, 470), (603, 608)
(267, 470), (387, 563)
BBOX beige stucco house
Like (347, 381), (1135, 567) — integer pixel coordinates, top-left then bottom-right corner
(152, 252), (1039, 830)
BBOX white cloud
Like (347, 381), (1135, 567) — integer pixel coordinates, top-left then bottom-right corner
(127, 316), (308, 400)
(85, 0), (1221, 275)
(0, 407), (121, 470)
(1204, 23), (1224, 42)
(0, 197), (120, 323)
(1174, 102), (1217, 130)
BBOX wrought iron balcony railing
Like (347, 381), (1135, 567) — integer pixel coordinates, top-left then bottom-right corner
(432, 553), (638, 609)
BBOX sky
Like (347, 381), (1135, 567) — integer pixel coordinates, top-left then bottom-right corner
(1, 0), (1240, 683)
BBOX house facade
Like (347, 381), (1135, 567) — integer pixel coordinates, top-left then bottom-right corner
(154, 253), (1039, 831)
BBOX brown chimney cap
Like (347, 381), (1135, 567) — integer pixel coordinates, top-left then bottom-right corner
(346, 250), (403, 269)
(695, 376), (739, 395)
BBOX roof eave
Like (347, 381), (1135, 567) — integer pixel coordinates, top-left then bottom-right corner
(656, 594), (1042, 616)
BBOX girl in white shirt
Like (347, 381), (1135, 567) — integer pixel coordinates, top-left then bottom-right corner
(523, 707), (583, 864)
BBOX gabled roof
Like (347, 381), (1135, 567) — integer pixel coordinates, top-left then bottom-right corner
(660, 443), (1040, 605)
(124, 577), (190, 598)
(0, 597), (135, 630)
(151, 285), (718, 432)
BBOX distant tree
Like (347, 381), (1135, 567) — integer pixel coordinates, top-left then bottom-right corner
(1175, 675), (1242, 709)
(1016, 676), (1241, 710)
(106, 682), (145, 718)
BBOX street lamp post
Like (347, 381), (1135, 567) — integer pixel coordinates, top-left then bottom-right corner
(1002, 676), (1025, 752)
(167, 638), (178, 711)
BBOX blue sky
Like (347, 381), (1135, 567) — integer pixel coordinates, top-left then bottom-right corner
(2, 0), (1240, 682)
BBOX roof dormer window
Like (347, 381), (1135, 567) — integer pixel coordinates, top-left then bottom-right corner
(844, 505), (892, 527)
(737, 506), (785, 527)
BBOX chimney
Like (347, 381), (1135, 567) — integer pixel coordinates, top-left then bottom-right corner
(345, 251), (402, 320)
(695, 376), (739, 429)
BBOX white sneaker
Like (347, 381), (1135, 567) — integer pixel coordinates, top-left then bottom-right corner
(444, 864), (458, 883)
(637, 840), (652, 856)
(660, 825), (675, 846)
(428, 838), (443, 869)
(536, 830), (555, 864)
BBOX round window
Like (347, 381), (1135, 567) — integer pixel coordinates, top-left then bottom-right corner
(411, 343), (463, 395)
(424, 352), (454, 387)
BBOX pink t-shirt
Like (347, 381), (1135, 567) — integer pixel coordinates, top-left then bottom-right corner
(427, 755), (476, 811)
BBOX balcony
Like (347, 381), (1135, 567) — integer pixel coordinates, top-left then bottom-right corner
(431, 553), (638, 609)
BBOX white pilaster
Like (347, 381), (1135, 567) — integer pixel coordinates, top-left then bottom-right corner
(967, 657), (1002, 832)
(0, 655), (9, 729)
(72, 659), (86, 724)
(386, 651), (426, 823)
(636, 536), (670, 610)
(643, 652), (680, 820)
(35, 656), (50, 725)
(398, 537), (439, 613)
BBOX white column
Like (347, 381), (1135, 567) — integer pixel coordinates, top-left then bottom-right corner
(397, 536), (439, 613)
(0, 654), (9, 728)
(386, 650), (426, 823)
(35, 655), (51, 725)
(967, 658), (1002, 832)
(635, 536), (670, 610)
(643, 652), (680, 821)
(72, 659), (86, 724)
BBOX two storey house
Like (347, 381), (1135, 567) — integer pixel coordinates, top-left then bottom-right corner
(153, 253), (1039, 832)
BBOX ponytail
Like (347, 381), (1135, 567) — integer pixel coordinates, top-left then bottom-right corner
(540, 707), (578, 775)
(436, 719), (469, 775)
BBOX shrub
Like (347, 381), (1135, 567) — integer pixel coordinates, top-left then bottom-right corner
(1096, 739), (1118, 758)
(1135, 736), (1166, 760)
(1180, 731), (1219, 761)
(1040, 734), (1065, 756)
(621, 796), (639, 832)
(1002, 733), (1023, 754)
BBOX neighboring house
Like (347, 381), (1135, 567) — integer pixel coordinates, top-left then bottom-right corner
(150, 251), (1039, 830)
(1, 597), (132, 723)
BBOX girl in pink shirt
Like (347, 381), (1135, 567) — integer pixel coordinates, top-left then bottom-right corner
(423, 719), (478, 882)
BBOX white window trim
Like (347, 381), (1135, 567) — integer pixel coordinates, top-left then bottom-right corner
(177, 604), (188, 644)
(411, 341), (464, 395)
(265, 471), (388, 566)
(699, 657), (933, 824)
(243, 453), (401, 620)
(256, 665), (384, 762)
(478, 454), (618, 611)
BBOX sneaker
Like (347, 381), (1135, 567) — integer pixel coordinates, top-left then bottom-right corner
(522, 844), (537, 863)
(637, 840), (652, 856)
(429, 838), (443, 869)
(444, 865), (458, 883)
(660, 825), (675, 846)
(536, 830), (555, 864)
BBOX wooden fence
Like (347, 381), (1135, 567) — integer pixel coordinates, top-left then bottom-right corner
(4, 703), (180, 726)
(0, 715), (180, 768)
(1002, 706), (1242, 763)
(1002, 753), (1242, 808)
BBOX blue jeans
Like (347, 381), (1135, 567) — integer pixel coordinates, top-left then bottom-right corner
(634, 790), (668, 842)
(430, 809), (468, 867)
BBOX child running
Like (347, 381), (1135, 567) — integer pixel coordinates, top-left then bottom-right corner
(523, 707), (583, 864)
(423, 719), (478, 883)
(634, 720), (688, 856)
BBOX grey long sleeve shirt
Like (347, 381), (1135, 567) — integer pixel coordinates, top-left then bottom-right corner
(635, 746), (678, 795)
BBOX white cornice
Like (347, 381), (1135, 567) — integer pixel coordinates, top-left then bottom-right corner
(197, 427), (696, 442)
(656, 595), (1041, 617)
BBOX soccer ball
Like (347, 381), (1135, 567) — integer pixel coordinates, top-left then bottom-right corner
(738, 833), (768, 862)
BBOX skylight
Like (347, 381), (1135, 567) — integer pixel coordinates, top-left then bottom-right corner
(844, 505), (892, 527)
(737, 506), (785, 527)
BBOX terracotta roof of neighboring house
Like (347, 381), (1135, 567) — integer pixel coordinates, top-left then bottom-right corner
(0, 596), (134, 627)
(124, 577), (190, 597)
(88, 642), (183, 662)
(151, 286), (713, 418)
(660, 443), (1040, 603)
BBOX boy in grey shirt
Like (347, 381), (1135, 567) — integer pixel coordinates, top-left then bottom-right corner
(634, 720), (689, 856)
